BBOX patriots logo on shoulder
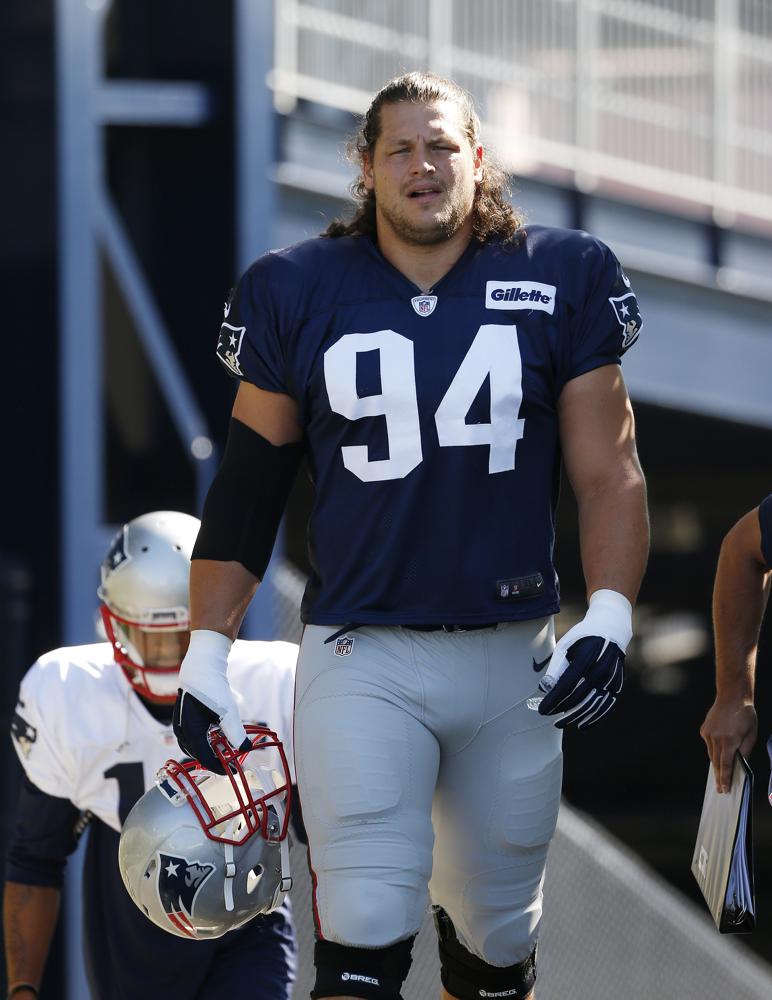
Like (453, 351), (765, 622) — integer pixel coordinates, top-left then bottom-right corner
(411, 295), (437, 317)
(11, 700), (37, 757)
(155, 852), (215, 938)
(216, 323), (246, 377)
(608, 292), (642, 352)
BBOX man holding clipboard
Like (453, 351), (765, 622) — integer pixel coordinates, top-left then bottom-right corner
(693, 496), (772, 933)
(700, 495), (772, 795)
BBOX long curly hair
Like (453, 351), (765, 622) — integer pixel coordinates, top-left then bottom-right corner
(322, 72), (524, 244)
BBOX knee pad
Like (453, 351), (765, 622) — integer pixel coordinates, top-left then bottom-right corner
(433, 907), (537, 1000)
(311, 936), (416, 999)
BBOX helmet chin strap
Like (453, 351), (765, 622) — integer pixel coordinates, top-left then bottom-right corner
(142, 667), (182, 698)
(224, 841), (236, 912)
(272, 797), (293, 906)
(221, 798), (293, 914)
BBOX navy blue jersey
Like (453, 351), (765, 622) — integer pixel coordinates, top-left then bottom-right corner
(217, 226), (643, 625)
(760, 494), (772, 567)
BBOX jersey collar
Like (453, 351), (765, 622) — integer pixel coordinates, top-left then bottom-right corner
(360, 233), (481, 298)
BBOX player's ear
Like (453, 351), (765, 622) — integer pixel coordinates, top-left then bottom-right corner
(362, 151), (375, 192)
(473, 144), (483, 183)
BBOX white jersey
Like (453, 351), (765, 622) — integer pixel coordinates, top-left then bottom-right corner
(11, 639), (297, 833)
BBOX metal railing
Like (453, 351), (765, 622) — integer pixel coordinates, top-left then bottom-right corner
(271, 0), (772, 228)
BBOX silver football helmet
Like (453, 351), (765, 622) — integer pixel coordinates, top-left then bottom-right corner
(98, 510), (200, 703)
(118, 725), (292, 939)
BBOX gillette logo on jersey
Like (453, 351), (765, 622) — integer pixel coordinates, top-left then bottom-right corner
(156, 853), (214, 937)
(486, 281), (556, 313)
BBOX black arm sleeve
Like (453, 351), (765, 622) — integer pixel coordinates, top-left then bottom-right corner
(192, 418), (304, 580)
(6, 776), (84, 887)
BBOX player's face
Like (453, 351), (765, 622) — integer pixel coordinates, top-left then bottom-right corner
(363, 99), (483, 247)
(125, 625), (190, 668)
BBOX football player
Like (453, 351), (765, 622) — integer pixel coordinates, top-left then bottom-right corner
(174, 72), (649, 1000)
(700, 495), (772, 794)
(4, 511), (300, 1000)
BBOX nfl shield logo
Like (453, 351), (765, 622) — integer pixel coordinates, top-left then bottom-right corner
(335, 636), (354, 657)
(411, 295), (438, 317)
(608, 293), (642, 352)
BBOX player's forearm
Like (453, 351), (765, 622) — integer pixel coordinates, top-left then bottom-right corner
(712, 537), (770, 701)
(576, 467), (649, 606)
(3, 881), (60, 992)
(190, 558), (260, 639)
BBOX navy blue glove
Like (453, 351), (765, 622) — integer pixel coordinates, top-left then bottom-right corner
(537, 590), (632, 730)
(173, 690), (250, 774)
(538, 636), (625, 729)
(173, 630), (251, 773)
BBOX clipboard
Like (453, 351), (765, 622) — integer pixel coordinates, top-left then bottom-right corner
(691, 752), (755, 933)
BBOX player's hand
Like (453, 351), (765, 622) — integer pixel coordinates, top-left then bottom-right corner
(173, 629), (250, 774)
(538, 589), (632, 730)
(700, 697), (757, 793)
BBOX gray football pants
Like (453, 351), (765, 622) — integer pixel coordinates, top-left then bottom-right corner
(294, 619), (562, 966)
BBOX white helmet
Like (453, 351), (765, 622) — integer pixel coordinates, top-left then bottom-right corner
(118, 726), (293, 939)
(98, 511), (200, 703)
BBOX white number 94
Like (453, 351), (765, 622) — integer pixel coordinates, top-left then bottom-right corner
(323, 325), (525, 482)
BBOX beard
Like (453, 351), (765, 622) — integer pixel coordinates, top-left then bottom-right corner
(377, 183), (475, 246)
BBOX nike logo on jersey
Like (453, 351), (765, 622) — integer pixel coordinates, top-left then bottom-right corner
(532, 655), (551, 672)
(486, 281), (556, 314)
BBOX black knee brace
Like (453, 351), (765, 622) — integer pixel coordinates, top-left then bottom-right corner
(311, 936), (416, 999)
(433, 907), (537, 1000)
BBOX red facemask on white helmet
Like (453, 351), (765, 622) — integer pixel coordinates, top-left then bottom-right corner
(98, 511), (200, 703)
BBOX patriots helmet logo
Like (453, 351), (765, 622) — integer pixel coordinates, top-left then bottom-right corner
(608, 292), (643, 352)
(155, 853), (215, 937)
(102, 525), (130, 577)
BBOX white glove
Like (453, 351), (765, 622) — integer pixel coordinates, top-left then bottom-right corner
(173, 629), (248, 772)
(537, 590), (632, 729)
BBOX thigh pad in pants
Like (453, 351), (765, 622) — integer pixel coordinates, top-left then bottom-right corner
(295, 625), (438, 947)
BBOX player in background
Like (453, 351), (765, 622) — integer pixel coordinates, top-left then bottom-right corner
(4, 511), (300, 1000)
(173, 72), (649, 1000)
(700, 495), (772, 794)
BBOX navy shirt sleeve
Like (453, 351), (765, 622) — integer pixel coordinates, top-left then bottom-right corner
(6, 776), (83, 887)
(759, 494), (772, 568)
(215, 258), (291, 394)
(567, 236), (643, 384)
